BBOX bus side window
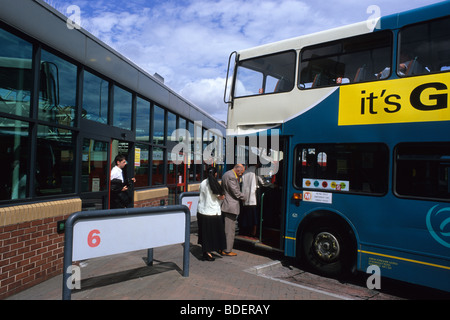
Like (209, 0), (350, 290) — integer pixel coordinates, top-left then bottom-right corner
(299, 31), (392, 89)
(295, 143), (389, 195)
(398, 16), (450, 76)
(395, 143), (450, 200)
(234, 51), (296, 98)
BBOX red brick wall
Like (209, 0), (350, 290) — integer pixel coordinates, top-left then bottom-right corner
(0, 214), (69, 299)
(134, 196), (169, 208)
(0, 194), (166, 299)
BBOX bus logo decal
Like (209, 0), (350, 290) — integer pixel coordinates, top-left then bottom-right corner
(426, 205), (450, 248)
(338, 73), (450, 126)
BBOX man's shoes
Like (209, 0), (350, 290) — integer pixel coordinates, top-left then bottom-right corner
(220, 251), (237, 256)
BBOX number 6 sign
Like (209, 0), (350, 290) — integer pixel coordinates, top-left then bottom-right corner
(71, 211), (186, 261)
(87, 229), (101, 248)
(63, 206), (191, 300)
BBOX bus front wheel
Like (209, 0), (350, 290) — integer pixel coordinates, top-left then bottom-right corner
(301, 220), (355, 277)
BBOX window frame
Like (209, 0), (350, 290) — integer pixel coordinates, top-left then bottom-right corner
(112, 84), (133, 131)
(294, 142), (390, 196)
(298, 30), (393, 90)
(233, 50), (297, 99)
(397, 16), (450, 78)
(38, 48), (78, 127)
(81, 69), (110, 125)
(394, 142), (450, 202)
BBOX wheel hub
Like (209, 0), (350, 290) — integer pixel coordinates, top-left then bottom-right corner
(313, 232), (340, 262)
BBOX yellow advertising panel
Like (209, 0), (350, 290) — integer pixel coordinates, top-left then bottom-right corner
(339, 73), (450, 126)
(135, 147), (141, 167)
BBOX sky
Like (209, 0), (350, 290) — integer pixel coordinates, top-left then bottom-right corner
(44, 0), (444, 123)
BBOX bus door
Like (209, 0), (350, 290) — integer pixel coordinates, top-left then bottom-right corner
(258, 137), (287, 250)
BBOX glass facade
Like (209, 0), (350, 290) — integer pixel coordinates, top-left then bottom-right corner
(134, 143), (150, 188)
(167, 111), (177, 190)
(136, 97), (150, 142)
(188, 121), (195, 182)
(35, 125), (75, 196)
(0, 24), (224, 207)
(0, 118), (29, 200)
(39, 49), (77, 126)
(152, 147), (164, 186)
(82, 70), (109, 124)
(113, 85), (132, 130)
(0, 28), (33, 117)
(81, 138), (108, 192)
(153, 104), (165, 145)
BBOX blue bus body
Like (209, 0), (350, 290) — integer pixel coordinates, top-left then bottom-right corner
(227, 2), (450, 292)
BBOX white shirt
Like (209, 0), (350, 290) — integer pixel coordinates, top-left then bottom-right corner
(241, 166), (259, 206)
(111, 166), (124, 182)
(197, 179), (222, 216)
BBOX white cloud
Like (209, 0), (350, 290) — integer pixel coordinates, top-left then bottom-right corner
(180, 77), (228, 122)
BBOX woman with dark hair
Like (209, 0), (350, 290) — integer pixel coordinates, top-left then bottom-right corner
(197, 166), (226, 261)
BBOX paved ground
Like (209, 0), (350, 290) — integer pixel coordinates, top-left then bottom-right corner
(7, 231), (347, 301)
(8, 221), (448, 303)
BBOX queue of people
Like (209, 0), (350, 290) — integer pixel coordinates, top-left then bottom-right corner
(197, 163), (267, 261)
(108, 154), (264, 262)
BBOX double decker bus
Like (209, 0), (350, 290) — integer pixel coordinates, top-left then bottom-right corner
(224, 2), (450, 292)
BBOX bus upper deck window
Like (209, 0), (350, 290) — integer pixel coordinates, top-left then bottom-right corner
(398, 16), (450, 77)
(234, 51), (296, 98)
(299, 31), (392, 89)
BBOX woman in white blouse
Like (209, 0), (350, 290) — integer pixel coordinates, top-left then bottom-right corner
(197, 167), (226, 261)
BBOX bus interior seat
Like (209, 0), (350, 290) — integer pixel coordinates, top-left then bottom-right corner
(274, 78), (292, 92)
(353, 65), (367, 82)
(406, 57), (428, 75)
(312, 73), (322, 87)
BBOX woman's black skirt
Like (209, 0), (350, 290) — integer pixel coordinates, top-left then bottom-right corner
(197, 213), (226, 253)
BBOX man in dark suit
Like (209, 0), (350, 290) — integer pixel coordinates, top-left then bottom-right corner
(220, 164), (246, 256)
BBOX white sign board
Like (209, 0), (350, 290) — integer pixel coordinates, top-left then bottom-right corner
(181, 196), (199, 216)
(72, 212), (185, 261)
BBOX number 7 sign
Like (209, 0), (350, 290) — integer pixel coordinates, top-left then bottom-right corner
(181, 196), (199, 216)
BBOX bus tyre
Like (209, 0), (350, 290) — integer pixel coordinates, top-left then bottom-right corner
(302, 221), (354, 278)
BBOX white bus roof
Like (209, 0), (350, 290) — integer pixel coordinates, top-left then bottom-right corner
(237, 20), (377, 60)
